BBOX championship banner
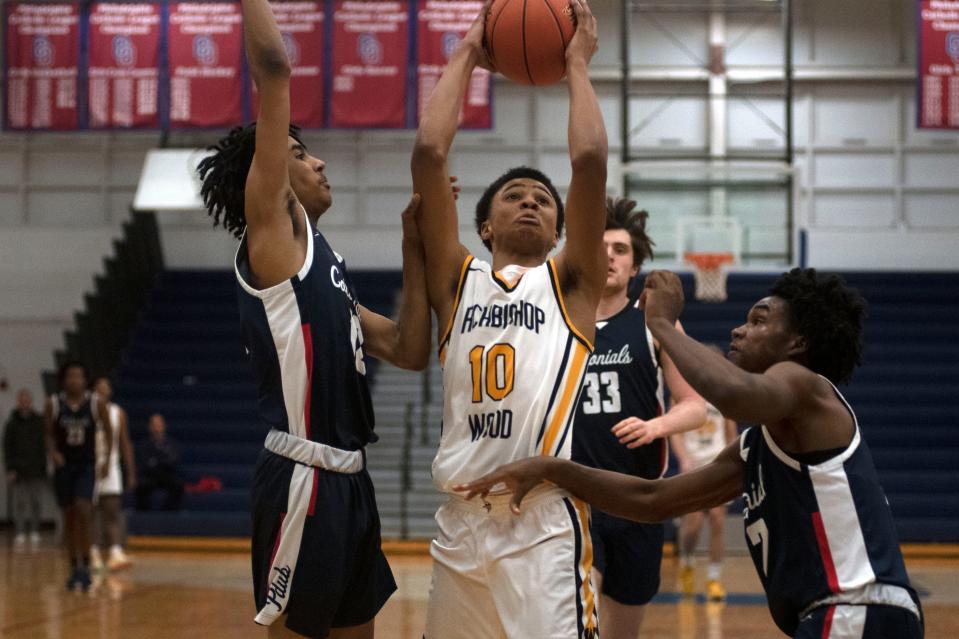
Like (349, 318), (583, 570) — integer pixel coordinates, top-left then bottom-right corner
(168, 2), (243, 128)
(330, 1), (408, 128)
(917, 0), (959, 129)
(416, 1), (491, 129)
(3, 3), (80, 130)
(250, 2), (325, 128)
(88, 3), (161, 129)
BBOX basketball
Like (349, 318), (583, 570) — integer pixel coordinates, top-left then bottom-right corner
(485, 0), (576, 86)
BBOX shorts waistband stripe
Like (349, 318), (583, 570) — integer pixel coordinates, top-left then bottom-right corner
(264, 429), (364, 473)
(800, 583), (921, 622)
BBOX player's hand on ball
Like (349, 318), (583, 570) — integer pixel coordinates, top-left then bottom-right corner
(639, 270), (684, 326)
(566, 0), (599, 65)
(454, 457), (549, 515)
(463, 0), (496, 71)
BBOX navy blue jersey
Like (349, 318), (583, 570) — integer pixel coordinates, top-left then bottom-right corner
(739, 380), (917, 636)
(52, 392), (97, 464)
(571, 304), (666, 479)
(235, 210), (375, 451)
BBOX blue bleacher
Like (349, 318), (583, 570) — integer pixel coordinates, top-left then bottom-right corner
(116, 269), (958, 541)
(669, 272), (959, 543)
(115, 269), (400, 537)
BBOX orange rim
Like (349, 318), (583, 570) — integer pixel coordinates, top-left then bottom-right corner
(684, 252), (735, 271)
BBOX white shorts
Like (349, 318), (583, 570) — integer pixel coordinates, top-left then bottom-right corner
(425, 487), (599, 639)
(95, 458), (122, 497)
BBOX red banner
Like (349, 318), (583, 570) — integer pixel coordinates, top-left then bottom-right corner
(250, 2), (325, 128)
(168, 2), (243, 128)
(4, 3), (79, 130)
(88, 3), (160, 129)
(918, 0), (959, 129)
(416, 1), (491, 129)
(330, 1), (408, 128)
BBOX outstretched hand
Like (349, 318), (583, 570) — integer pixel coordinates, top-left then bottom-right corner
(401, 177), (459, 244)
(566, 0), (599, 66)
(453, 457), (550, 515)
(611, 416), (665, 449)
(639, 270), (685, 326)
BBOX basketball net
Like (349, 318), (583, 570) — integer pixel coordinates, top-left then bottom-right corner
(685, 252), (734, 303)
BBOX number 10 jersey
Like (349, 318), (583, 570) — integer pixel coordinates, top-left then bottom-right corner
(432, 257), (593, 494)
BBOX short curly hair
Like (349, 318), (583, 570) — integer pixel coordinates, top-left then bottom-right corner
(769, 268), (866, 384)
(474, 167), (564, 252)
(58, 359), (89, 387)
(605, 196), (655, 269)
(197, 123), (303, 239)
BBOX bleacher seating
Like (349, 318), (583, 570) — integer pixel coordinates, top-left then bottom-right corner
(114, 269), (959, 542)
(115, 269), (400, 537)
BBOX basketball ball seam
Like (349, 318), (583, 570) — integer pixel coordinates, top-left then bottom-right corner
(521, 0), (535, 85)
(487, 1), (510, 69)
(541, 0), (569, 49)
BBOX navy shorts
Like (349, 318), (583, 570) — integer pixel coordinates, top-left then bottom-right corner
(590, 508), (664, 606)
(795, 603), (923, 638)
(53, 462), (96, 507)
(251, 449), (396, 638)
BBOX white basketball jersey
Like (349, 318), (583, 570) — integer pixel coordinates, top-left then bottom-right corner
(682, 402), (728, 468)
(96, 403), (123, 495)
(432, 256), (593, 493)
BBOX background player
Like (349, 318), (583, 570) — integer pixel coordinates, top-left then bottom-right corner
(571, 196), (706, 638)
(459, 268), (923, 638)
(412, 1), (607, 636)
(90, 377), (135, 572)
(669, 357), (738, 601)
(197, 0), (432, 635)
(45, 361), (111, 592)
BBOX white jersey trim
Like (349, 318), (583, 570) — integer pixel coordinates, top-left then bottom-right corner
(759, 376), (862, 473)
(235, 204), (315, 300)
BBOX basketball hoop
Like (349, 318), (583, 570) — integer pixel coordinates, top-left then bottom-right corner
(685, 252), (734, 303)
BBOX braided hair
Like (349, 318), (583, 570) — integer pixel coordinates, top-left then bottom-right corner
(197, 123), (303, 239)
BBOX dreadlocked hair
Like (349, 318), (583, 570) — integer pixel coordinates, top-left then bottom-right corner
(769, 268), (866, 385)
(197, 123), (303, 239)
(605, 196), (655, 268)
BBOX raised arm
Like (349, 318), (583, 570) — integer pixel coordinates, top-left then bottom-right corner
(241, 0), (304, 287)
(409, 8), (485, 325)
(359, 194), (432, 371)
(639, 270), (817, 426)
(456, 440), (744, 521)
(553, 0), (608, 329)
(611, 320), (707, 448)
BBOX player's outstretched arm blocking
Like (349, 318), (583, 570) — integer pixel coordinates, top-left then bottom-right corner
(360, 194), (432, 371)
(454, 440), (743, 521)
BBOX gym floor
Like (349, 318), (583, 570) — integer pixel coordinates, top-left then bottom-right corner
(1, 538), (956, 638)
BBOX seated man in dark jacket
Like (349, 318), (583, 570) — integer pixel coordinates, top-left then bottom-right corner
(135, 414), (184, 511)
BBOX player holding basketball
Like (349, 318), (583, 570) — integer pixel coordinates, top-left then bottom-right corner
(460, 268), (923, 638)
(412, 1), (607, 637)
(197, 0), (431, 635)
(45, 361), (112, 592)
(571, 197), (706, 638)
